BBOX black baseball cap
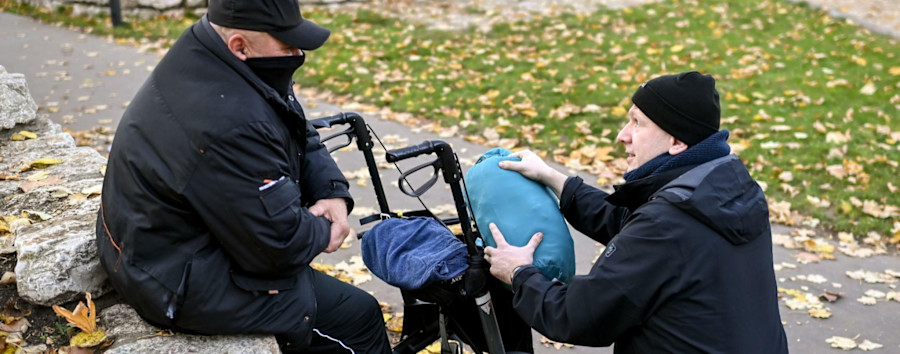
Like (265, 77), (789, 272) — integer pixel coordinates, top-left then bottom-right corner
(208, 0), (331, 51)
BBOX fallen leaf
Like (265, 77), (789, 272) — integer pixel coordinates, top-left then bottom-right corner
(0, 318), (29, 332)
(859, 82), (877, 95)
(385, 313), (403, 333)
(846, 269), (895, 283)
(20, 158), (63, 172)
(52, 292), (97, 333)
(808, 308), (831, 319)
(540, 336), (574, 349)
(10, 131), (37, 141)
(0, 272), (15, 285)
(864, 289), (886, 299)
(795, 252), (820, 264)
(826, 336), (857, 350)
(805, 274), (827, 284)
(819, 290), (841, 303)
(858, 340), (883, 351)
(23, 210), (53, 221)
(81, 184), (103, 196)
(856, 296), (876, 305)
(23, 171), (49, 182)
(18, 176), (66, 193)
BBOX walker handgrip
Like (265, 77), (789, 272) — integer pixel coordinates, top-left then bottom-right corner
(386, 141), (440, 163)
(310, 112), (350, 129)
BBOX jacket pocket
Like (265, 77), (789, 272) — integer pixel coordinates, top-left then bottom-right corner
(231, 271), (299, 294)
(259, 177), (301, 216)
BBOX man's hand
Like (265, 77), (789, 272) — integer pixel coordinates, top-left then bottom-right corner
(308, 198), (350, 253)
(499, 150), (568, 198)
(483, 223), (543, 285)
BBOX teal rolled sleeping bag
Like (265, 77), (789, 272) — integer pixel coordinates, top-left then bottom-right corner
(465, 147), (575, 283)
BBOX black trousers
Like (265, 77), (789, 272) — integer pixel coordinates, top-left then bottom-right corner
(279, 270), (391, 353)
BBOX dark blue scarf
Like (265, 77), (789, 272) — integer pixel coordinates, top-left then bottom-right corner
(623, 130), (731, 182)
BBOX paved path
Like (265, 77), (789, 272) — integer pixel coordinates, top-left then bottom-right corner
(2, 3), (900, 352)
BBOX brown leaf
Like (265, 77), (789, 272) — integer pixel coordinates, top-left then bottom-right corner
(795, 252), (820, 264)
(0, 271), (15, 285)
(59, 346), (95, 354)
(0, 318), (29, 332)
(18, 176), (66, 193)
(819, 290), (842, 303)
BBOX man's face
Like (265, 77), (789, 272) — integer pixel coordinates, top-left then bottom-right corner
(616, 105), (677, 172)
(243, 32), (303, 58)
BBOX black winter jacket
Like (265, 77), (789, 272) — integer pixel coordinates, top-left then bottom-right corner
(96, 17), (351, 336)
(511, 155), (788, 353)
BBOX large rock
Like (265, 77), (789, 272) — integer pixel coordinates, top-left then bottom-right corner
(100, 304), (281, 354)
(0, 65), (38, 130)
(14, 211), (110, 306)
(0, 72), (108, 305)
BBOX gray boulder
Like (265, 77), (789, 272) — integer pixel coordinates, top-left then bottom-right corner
(0, 109), (109, 306)
(0, 65), (38, 130)
(14, 211), (110, 306)
(101, 304), (281, 354)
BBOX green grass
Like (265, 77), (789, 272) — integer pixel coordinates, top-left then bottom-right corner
(0, 0), (193, 45)
(3, 0), (898, 239)
(300, 0), (899, 239)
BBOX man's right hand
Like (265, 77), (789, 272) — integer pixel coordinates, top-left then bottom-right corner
(308, 198), (351, 253)
(499, 150), (568, 198)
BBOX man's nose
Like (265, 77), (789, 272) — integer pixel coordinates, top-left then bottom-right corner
(616, 126), (630, 144)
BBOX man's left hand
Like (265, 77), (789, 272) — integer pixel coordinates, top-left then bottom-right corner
(483, 223), (543, 284)
(308, 198), (350, 253)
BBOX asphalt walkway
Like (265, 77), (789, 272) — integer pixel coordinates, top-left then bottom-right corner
(2, 6), (899, 353)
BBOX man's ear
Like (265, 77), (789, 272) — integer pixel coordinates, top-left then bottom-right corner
(225, 33), (249, 61)
(669, 138), (689, 155)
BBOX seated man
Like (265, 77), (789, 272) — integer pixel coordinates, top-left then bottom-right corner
(95, 0), (390, 352)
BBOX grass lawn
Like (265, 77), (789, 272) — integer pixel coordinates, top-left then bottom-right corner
(2, 0), (899, 241)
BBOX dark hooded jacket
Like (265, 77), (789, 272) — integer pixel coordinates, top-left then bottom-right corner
(95, 16), (351, 339)
(511, 155), (788, 353)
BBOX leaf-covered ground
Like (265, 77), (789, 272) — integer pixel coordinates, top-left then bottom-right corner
(2, 0), (898, 241)
(2, 0), (900, 352)
(298, 0), (900, 241)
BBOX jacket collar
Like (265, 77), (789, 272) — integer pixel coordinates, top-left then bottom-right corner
(605, 164), (696, 212)
(194, 15), (295, 114)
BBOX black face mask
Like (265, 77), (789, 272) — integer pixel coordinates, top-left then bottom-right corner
(244, 54), (305, 97)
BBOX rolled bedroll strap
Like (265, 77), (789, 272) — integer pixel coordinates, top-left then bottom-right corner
(465, 147), (575, 284)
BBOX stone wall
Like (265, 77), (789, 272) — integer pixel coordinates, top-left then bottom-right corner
(17, 0), (356, 18)
(0, 64), (282, 352)
(20, 0), (209, 18)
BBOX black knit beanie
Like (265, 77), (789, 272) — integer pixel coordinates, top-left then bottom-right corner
(631, 71), (720, 146)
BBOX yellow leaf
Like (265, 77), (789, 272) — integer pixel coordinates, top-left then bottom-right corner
(385, 313), (403, 333)
(859, 82), (877, 95)
(889, 67), (900, 76)
(826, 336), (857, 350)
(808, 308), (831, 319)
(18, 131), (38, 139)
(735, 93), (750, 103)
(840, 200), (853, 214)
(21, 158), (62, 172)
(611, 106), (627, 117)
(420, 341), (441, 354)
(52, 292), (97, 334)
(670, 44), (684, 53)
(70, 328), (108, 348)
